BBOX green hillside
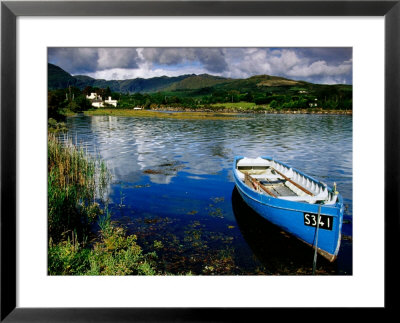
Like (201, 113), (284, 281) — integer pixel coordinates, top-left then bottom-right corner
(163, 74), (233, 91)
(213, 75), (306, 93)
(116, 75), (193, 93)
(48, 63), (352, 113)
(48, 63), (196, 93)
(48, 63), (76, 89)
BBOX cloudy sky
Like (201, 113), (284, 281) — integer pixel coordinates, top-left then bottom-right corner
(48, 47), (352, 84)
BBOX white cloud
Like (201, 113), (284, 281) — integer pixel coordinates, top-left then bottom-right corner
(268, 49), (306, 73)
(52, 47), (352, 84)
(286, 59), (352, 78)
(85, 64), (207, 80)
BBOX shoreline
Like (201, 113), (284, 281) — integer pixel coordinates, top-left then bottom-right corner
(82, 107), (352, 119)
(149, 106), (352, 115)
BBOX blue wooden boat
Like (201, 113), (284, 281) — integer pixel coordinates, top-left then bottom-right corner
(233, 156), (344, 262)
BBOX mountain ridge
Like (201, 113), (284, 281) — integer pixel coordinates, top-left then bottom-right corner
(48, 63), (234, 93)
(48, 63), (351, 96)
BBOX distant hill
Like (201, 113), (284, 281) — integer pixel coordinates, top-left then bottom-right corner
(48, 63), (76, 89)
(254, 75), (303, 87)
(48, 63), (351, 96)
(48, 63), (203, 93)
(48, 63), (352, 111)
(212, 75), (307, 93)
(163, 74), (233, 91)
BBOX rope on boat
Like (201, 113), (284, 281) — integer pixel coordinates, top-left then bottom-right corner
(312, 204), (322, 275)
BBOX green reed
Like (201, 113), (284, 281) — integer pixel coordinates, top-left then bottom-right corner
(48, 133), (110, 243)
(48, 133), (158, 275)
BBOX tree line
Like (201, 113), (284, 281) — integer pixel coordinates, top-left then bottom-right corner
(48, 84), (352, 119)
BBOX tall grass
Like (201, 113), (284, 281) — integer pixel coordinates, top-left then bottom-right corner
(48, 133), (157, 275)
(48, 133), (110, 243)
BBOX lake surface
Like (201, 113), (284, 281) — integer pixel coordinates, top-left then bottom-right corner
(62, 113), (352, 275)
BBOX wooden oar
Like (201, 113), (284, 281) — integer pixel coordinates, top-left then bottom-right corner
(245, 173), (277, 197)
(272, 167), (314, 196)
(257, 181), (277, 198)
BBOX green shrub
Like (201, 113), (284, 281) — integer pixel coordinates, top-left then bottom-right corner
(48, 118), (67, 133)
(48, 232), (91, 275)
(49, 216), (158, 275)
(87, 217), (157, 275)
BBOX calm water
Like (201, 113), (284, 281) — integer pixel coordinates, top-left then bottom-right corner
(63, 113), (352, 275)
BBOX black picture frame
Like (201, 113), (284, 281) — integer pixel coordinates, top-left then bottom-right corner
(1, 0), (398, 321)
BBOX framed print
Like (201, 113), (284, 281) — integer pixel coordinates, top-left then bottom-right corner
(1, 0), (398, 321)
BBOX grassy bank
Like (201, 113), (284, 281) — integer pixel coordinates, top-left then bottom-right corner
(209, 101), (352, 114)
(48, 133), (158, 275)
(210, 101), (264, 111)
(83, 107), (351, 119)
(84, 109), (243, 120)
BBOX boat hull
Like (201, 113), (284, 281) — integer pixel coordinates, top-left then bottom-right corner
(233, 156), (344, 262)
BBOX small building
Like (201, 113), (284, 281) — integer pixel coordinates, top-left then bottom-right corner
(91, 99), (104, 108)
(86, 93), (118, 108)
(104, 96), (118, 107)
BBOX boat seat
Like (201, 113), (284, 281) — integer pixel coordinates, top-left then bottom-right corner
(260, 179), (284, 185)
(250, 174), (281, 180)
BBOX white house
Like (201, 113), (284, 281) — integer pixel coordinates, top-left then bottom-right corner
(91, 99), (104, 108)
(86, 93), (118, 108)
(104, 96), (118, 107)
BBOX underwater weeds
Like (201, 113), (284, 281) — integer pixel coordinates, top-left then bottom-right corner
(47, 133), (158, 275)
